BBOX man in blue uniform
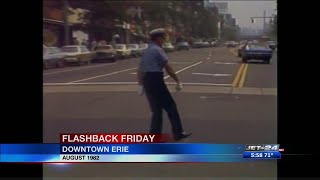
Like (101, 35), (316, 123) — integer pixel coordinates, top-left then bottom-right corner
(137, 28), (192, 141)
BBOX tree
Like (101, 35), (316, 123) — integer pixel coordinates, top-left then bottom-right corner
(70, 0), (128, 41)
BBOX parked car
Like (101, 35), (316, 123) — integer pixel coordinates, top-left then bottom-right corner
(202, 41), (211, 48)
(61, 45), (93, 65)
(127, 44), (142, 57)
(114, 44), (131, 59)
(226, 41), (238, 47)
(240, 40), (247, 45)
(211, 40), (218, 47)
(192, 41), (204, 48)
(176, 42), (190, 51)
(162, 43), (175, 52)
(138, 43), (148, 54)
(241, 42), (273, 64)
(93, 45), (117, 62)
(43, 46), (66, 69)
(266, 41), (277, 50)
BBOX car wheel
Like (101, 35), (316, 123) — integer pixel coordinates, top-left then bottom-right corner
(242, 57), (247, 63)
(264, 59), (270, 64)
(56, 60), (65, 68)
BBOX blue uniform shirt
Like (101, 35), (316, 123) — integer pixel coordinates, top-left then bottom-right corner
(139, 42), (168, 72)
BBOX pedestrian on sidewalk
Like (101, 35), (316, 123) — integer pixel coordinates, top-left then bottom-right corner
(137, 28), (192, 141)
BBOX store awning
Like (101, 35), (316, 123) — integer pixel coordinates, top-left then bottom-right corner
(43, 18), (64, 25)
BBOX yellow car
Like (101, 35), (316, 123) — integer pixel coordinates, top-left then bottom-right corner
(61, 45), (93, 65)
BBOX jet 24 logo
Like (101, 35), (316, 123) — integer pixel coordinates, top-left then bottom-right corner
(245, 144), (280, 151)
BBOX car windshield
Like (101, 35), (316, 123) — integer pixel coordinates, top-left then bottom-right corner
(62, 47), (78, 52)
(248, 43), (269, 48)
(115, 45), (125, 49)
(96, 46), (112, 50)
(127, 44), (138, 49)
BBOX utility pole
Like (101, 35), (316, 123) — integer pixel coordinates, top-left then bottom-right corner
(63, 0), (70, 45)
(263, 10), (266, 33)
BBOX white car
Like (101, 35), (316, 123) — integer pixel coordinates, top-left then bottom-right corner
(114, 44), (131, 59)
(61, 45), (93, 65)
(139, 44), (148, 50)
(162, 43), (175, 52)
(43, 47), (66, 69)
(127, 44), (142, 57)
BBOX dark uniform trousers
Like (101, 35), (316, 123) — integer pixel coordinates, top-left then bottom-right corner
(143, 72), (184, 135)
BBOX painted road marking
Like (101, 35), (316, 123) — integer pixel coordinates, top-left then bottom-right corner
(214, 62), (237, 65)
(192, 73), (232, 77)
(43, 63), (114, 76)
(66, 67), (137, 84)
(170, 62), (192, 64)
(238, 64), (249, 88)
(200, 95), (240, 100)
(180, 83), (232, 86)
(164, 61), (203, 79)
(43, 82), (231, 86)
(130, 72), (137, 75)
(232, 64), (245, 87)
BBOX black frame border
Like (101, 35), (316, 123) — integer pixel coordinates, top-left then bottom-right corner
(278, 0), (317, 179)
(1, 0), (317, 179)
(0, 0), (43, 179)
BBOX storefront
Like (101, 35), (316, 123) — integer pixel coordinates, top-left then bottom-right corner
(43, 4), (66, 47)
(43, 19), (65, 47)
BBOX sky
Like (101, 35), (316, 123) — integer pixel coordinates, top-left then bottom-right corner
(209, 0), (277, 29)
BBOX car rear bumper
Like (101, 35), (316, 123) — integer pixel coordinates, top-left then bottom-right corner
(245, 53), (272, 60)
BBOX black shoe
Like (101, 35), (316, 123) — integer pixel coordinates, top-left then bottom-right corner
(174, 132), (192, 141)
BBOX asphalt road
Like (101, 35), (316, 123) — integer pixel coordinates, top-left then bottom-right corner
(43, 47), (277, 180)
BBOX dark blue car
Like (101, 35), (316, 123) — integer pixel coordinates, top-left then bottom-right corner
(241, 42), (273, 64)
